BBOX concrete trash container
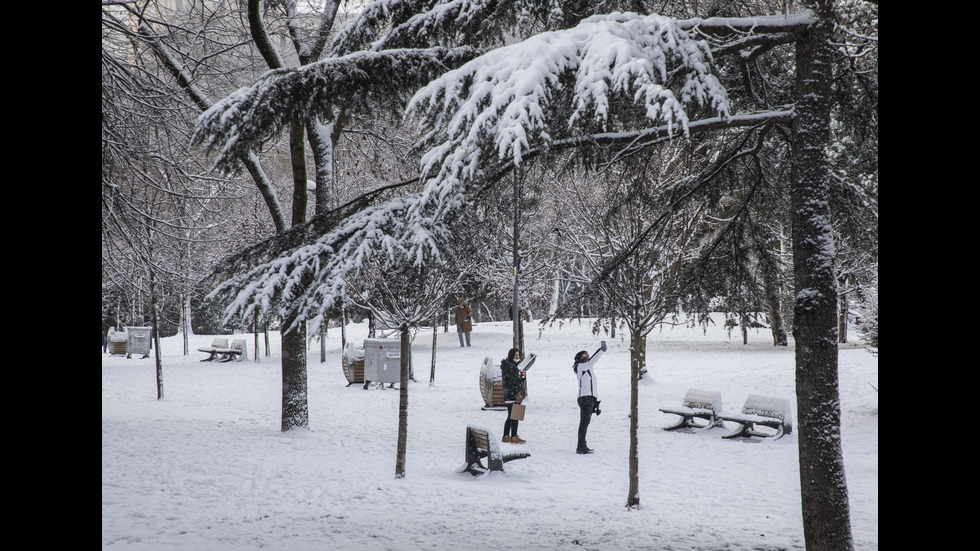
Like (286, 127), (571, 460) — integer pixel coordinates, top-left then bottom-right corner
(127, 326), (153, 357)
(363, 338), (402, 384)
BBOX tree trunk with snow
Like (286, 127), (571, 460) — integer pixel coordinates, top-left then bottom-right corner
(790, 4), (854, 549)
(280, 311), (309, 431)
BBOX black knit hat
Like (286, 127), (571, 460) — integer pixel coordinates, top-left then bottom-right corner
(574, 350), (588, 363)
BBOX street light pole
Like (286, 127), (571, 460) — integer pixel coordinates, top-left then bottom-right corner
(512, 168), (521, 351)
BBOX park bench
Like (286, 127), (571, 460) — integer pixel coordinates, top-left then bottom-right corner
(659, 388), (724, 431)
(460, 425), (530, 476)
(198, 338), (228, 362)
(720, 394), (793, 440)
(213, 339), (247, 362)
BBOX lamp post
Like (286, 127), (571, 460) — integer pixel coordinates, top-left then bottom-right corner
(512, 169), (524, 353)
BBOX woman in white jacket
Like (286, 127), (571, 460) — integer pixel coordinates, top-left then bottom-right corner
(573, 342), (606, 454)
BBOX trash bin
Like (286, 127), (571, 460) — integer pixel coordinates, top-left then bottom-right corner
(363, 338), (402, 384)
(127, 326), (152, 358)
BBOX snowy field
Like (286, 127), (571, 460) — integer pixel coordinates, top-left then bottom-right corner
(102, 316), (878, 550)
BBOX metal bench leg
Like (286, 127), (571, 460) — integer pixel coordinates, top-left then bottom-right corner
(663, 415), (691, 431)
(721, 422), (750, 439)
(695, 415), (724, 432)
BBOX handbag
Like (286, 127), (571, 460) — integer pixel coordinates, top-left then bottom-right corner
(510, 402), (526, 420)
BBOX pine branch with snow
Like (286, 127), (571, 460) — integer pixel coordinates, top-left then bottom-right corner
(192, 47), (479, 174)
(405, 12), (730, 225)
(331, 0), (615, 55)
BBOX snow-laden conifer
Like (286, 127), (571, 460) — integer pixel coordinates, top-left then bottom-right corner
(405, 12), (730, 223)
(200, 11), (734, 336)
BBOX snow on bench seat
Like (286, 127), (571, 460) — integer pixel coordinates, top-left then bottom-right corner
(720, 394), (793, 439)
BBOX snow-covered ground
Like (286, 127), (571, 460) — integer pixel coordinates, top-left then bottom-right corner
(102, 316), (878, 550)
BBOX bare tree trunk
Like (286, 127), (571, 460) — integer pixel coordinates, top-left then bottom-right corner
(838, 275), (849, 344)
(150, 268), (164, 401)
(341, 302), (348, 351)
(430, 316), (438, 386)
(791, 5), (854, 549)
(254, 310), (260, 363)
(395, 326), (411, 478)
(764, 266), (789, 346)
(626, 326), (644, 508)
(320, 324), (327, 363)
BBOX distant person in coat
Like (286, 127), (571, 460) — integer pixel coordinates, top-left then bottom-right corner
(573, 341), (606, 454)
(501, 347), (535, 444)
(455, 297), (473, 347)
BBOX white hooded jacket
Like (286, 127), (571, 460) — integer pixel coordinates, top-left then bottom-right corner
(575, 349), (604, 398)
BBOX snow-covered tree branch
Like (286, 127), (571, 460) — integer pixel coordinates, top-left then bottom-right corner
(407, 12), (731, 215)
(192, 46), (480, 174)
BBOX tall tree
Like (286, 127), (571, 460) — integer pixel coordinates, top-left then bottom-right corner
(788, 2), (854, 547)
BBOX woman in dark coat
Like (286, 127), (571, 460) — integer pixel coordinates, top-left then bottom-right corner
(501, 347), (535, 443)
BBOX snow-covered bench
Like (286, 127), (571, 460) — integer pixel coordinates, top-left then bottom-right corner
(213, 339), (247, 362)
(460, 425), (529, 476)
(659, 388), (723, 431)
(720, 395), (793, 439)
(198, 338), (229, 361)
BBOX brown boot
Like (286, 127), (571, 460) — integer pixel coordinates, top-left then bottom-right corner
(502, 435), (512, 443)
(511, 435), (526, 444)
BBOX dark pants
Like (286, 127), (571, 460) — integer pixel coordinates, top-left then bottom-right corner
(504, 403), (520, 437)
(577, 396), (595, 448)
